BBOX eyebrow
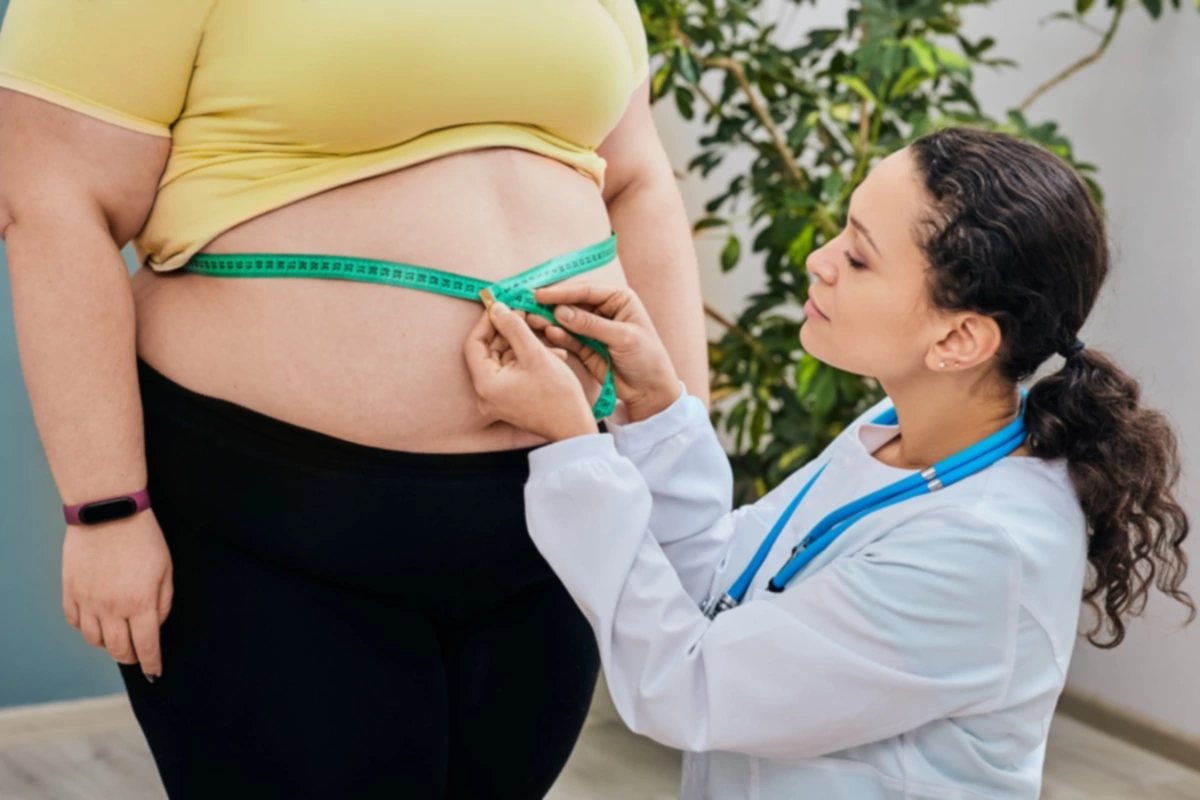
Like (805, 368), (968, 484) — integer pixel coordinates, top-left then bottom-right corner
(849, 215), (884, 259)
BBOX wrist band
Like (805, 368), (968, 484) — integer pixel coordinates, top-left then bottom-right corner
(64, 489), (151, 526)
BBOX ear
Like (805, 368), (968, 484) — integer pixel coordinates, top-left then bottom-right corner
(925, 312), (1002, 372)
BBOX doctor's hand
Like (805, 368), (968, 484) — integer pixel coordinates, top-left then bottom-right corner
(464, 302), (599, 443)
(529, 283), (680, 422)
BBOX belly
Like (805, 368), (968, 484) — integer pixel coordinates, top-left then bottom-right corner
(132, 148), (625, 452)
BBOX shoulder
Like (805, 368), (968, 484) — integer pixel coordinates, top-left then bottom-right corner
(884, 460), (1088, 653)
(974, 457), (1089, 616)
(868, 461), (1085, 586)
(894, 458), (1084, 561)
(0, 0), (216, 135)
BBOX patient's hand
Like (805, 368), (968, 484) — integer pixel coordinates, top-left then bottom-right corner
(464, 302), (598, 442)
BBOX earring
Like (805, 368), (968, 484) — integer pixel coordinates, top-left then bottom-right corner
(938, 361), (946, 369)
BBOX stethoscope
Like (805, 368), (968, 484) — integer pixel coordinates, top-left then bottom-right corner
(700, 393), (1028, 619)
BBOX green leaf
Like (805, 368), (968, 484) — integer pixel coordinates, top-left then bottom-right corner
(836, 75), (879, 104)
(720, 235), (742, 272)
(737, 293), (786, 327)
(793, 28), (843, 60)
(788, 225), (817, 268)
(650, 61), (674, 101)
(674, 86), (695, 120)
(688, 150), (721, 175)
(822, 171), (846, 199)
(693, 217), (728, 233)
(830, 103), (855, 123)
(796, 353), (821, 394)
(727, 397), (749, 438)
(750, 402), (767, 449)
(967, 36), (997, 57)
(778, 444), (810, 471)
(934, 45), (971, 74)
(880, 40), (905, 80)
(889, 65), (930, 99)
(904, 37), (938, 74)
(1076, 0), (1096, 13)
(1141, 0), (1164, 15)
(811, 369), (837, 418)
(782, 191), (819, 212)
(676, 46), (702, 84)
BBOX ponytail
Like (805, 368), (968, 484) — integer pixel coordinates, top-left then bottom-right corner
(1026, 345), (1195, 647)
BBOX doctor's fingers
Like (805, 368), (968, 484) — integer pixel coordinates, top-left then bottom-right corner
(540, 326), (608, 385)
(534, 283), (651, 325)
(550, 304), (645, 355)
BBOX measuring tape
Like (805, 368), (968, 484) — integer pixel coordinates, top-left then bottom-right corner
(184, 235), (620, 420)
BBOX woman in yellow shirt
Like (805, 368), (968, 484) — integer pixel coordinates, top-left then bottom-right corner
(0, 1), (708, 796)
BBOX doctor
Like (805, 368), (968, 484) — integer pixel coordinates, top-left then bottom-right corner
(462, 127), (1193, 799)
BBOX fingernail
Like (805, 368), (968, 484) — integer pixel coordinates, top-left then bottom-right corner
(557, 305), (575, 321)
(145, 674), (157, 684)
(491, 302), (510, 315)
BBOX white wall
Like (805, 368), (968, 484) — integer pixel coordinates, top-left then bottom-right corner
(654, 0), (1200, 736)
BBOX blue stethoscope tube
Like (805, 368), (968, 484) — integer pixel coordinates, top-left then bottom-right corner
(701, 395), (1028, 619)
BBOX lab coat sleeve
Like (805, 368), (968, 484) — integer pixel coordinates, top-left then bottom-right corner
(524, 446), (1021, 760)
(602, 384), (737, 603)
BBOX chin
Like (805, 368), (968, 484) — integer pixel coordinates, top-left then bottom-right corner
(799, 321), (831, 363)
(799, 323), (867, 377)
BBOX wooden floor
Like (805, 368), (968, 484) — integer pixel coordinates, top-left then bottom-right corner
(1, 691), (1198, 799)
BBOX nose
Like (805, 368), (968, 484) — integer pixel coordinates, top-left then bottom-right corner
(806, 242), (838, 286)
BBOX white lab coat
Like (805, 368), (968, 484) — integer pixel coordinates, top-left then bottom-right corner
(525, 386), (1088, 799)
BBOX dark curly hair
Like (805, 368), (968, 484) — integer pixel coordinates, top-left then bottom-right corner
(909, 126), (1194, 648)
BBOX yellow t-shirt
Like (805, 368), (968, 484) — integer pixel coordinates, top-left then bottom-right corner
(0, 0), (650, 270)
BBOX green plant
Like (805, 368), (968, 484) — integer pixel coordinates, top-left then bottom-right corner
(638, 0), (1195, 504)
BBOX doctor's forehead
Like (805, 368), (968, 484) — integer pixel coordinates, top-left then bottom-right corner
(849, 150), (930, 262)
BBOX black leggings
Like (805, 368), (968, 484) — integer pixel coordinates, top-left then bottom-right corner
(120, 360), (600, 799)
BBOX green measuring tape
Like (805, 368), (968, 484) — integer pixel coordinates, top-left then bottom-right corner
(184, 235), (620, 420)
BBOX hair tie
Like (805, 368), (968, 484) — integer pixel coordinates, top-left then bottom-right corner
(1059, 338), (1086, 360)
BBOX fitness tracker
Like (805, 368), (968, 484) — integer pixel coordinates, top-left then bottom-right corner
(63, 489), (151, 526)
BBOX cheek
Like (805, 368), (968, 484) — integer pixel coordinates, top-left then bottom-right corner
(844, 277), (913, 334)
(853, 289), (939, 374)
(802, 278), (929, 372)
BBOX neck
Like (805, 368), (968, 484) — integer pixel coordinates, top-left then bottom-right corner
(876, 374), (1021, 470)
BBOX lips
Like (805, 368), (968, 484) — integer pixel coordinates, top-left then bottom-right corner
(805, 294), (829, 322)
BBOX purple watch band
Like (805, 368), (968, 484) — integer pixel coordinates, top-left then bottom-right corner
(63, 489), (151, 526)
